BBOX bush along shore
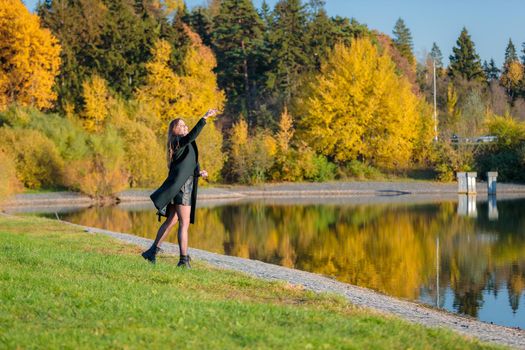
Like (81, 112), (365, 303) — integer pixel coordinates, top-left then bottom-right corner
(0, 214), (508, 349)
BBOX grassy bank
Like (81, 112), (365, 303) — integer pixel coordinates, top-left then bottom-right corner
(0, 215), (504, 349)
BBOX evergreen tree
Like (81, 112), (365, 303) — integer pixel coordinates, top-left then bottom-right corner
(448, 27), (485, 82)
(259, 0), (273, 27)
(267, 0), (309, 107)
(331, 16), (368, 46)
(305, 0), (334, 70)
(170, 5), (192, 73)
(504, 38), (518, 66)
(483, 59), (500, 81)
(211, 0), (265, 124)
(187, 6), (213, 47)
(429, 42), (443, 69)
(521, 42), (525, 65)
(392, 18), (414, 65)
(501, 39), (522, 99)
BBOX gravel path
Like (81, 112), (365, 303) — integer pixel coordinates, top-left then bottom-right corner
(49, 218), (525, 349)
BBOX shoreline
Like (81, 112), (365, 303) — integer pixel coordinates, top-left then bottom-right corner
(42, 217), (525, 348)
(6, 180), (525, 207)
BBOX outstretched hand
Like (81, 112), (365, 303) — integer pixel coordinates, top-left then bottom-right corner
(199, 170), (209, 179)
(203, 109), (218, 120)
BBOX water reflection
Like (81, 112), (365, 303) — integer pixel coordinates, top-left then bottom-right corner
(22, 196), (525, 328)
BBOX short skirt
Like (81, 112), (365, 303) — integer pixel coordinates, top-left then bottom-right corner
(171, 175), (193, 206)
(156, 175), (194, 218)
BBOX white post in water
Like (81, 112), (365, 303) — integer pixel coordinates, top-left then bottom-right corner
(487, 171), (498, 195)
(488, 194), (499, 220)
(457, 172), (467, 193)
(457, 194), (478, 217)
(466, 172), (477, 194)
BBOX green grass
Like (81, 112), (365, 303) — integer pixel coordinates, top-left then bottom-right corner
(0, 215), (504, 349)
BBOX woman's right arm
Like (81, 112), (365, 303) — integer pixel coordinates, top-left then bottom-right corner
(178, 109), (218, 146)
(178, 118), (207, 146)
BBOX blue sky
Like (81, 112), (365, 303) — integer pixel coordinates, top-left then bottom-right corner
(24, 0), (525, 67)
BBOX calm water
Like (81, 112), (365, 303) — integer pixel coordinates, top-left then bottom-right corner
(21, 195), (525, 328)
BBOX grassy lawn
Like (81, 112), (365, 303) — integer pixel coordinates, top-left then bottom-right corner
(0, 215), (504, 349)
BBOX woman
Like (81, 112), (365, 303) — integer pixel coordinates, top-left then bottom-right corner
(141, 108), (218, 267)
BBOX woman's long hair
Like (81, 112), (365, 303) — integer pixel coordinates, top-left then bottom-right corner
(166, 118), (182, 168)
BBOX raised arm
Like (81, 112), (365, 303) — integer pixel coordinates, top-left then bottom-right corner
(177, 109), (218, 146)
(178, 117), (207, 146)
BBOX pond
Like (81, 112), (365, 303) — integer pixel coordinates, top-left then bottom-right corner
(15, 194), (525, 329)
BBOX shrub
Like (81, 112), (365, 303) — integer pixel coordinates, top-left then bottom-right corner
(0, 127), (64, 189)
(0, 150), (22, 205)
(0, 105), (90, 161)
(227, 119), (276, 184)
(117, 120), (166, 188)
(430, 141), (473, 182)
(309, 155), (337, 182)
(474, 114), (525, 182)
(63, 128), (128, 198)
(344, 160), (383, 180)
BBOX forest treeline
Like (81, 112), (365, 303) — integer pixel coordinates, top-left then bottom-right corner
(2, 0), (525, 200)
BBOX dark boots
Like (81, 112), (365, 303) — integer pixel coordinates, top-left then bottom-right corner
(177, 254), (192, 268)
(141, 244), (161, 264)
(142, 244), (190, 268)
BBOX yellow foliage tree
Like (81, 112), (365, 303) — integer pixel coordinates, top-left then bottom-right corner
(81, 74), (111, 132)
(136, 27), (225, 126)
(0, 0), (61, 110)
(295, 38), (429, 169)
(137, 26), (226, 182)
(501, 60), (524, 98)
(276, 107), (294, 153)
(136, 39), (182, 126)
(228, 117), (250, 182)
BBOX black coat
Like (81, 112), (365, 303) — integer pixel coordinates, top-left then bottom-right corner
(150, 117), (207, 224)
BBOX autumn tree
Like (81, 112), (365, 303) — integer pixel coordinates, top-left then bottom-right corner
(0, 0), (61, 110)
(501, 39), (523, 100)
(501, 61), (524, 100)
(296, 38), (430, 169)
(81, 74), (112, 132)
